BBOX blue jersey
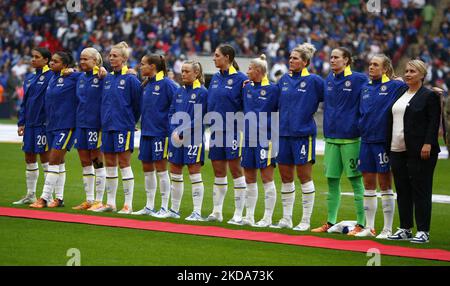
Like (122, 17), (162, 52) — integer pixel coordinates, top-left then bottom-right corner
(278, 68), (324, 137)
(323, 66), (368, 139)
(18, 65), (53, 127)
(169, 80), (208, 145)
(141, 71), (178, 137)
(207, 66), (247, 131)
(45, 71), (82, 132)
(101, 66), (142, 132)
(76, 68), (104, 129)
(242, 77), (279, 145)
(359, 76), (406, 143)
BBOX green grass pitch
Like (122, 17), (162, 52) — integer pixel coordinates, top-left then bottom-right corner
(0, 142), (449, 266)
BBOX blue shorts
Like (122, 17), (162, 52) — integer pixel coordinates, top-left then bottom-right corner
(168, 141), (205, 165)
(241, 143), (277, 169)
(139, 136), (169, 162)
(278, 135), (316, 165)
(22, 126), (48, 154)
(208, 131), (243, 160)
(75, 128), (102, 150)
(101, 130), (134, 153)
(47, 129), (75, 151)
(358, 142), (390, 173)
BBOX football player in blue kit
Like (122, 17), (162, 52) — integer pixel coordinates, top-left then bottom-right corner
(14, 48), (52, 205)
(133, 54), (178, 217)
(93, 42), (142, 214)
(207, 45), (248, 223)
(356, 54), (406, 239)
(72, 47), (107, 211)
(274, 43), (324, 231)
(239, 54), (279, 228)
(165, 60), (208, 221)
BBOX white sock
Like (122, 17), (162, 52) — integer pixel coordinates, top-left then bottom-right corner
(170, 173), (184, 213)
(364, 189), (377, 229)
(233, 176), (246, 218)
(121, 166), (134, 209)
(83, 165), (95, 202)
(105, 166), (118, 207)
(42, 162), (49, 180)
(26, 162), (39, 197)
(281, 182), (295, 220)
(301, 180), (315, 224)
(54, 163), (66, 200)
(212, 176), (227, 214)
(144, 171), (157, 210)
(95, 167), (106, 202)
(263, 181), (276, 222)
(190, 173), (204, 214)
(381, 189), (395, 232)
(158, 171), (170, 210)
(245, 183), (258, 219)
(41, 165), (59, 203)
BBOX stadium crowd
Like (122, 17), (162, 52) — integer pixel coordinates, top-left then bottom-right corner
(0, 0), (449, 110)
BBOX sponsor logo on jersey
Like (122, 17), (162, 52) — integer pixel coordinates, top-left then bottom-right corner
(154, 85), (160, 91)
(345, 80), (351, 87)
(227, 79), (233, 85)
(260, 90), (266, 96)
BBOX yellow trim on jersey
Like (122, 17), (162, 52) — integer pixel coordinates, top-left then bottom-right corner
(261, 75), (270, 86)
(163, 137), (169, 158)
(96, 131), (102, 149)
(156, 71), (164, 81)
(193, 79), (201, 89)
(42, 65), (50, 73)
(93, 66), (99, 75)
(267, 141), (273, 166)
(62, 129), (73, 150)
(125, 131), (131, 151)
(196, 144), (202, 163)
(301, 68), (310, 77)
(308, 135), (313, 162)
(238, 131), (243, 157)
(112, 66), (129, 75)
(229, 65), (237, 75)
(60, 68), (67, 76)
(344, 65), (352, 77)
(381, 74), (390, 83)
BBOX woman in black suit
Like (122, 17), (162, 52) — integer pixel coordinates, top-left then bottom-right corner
(386, 59), (441, 243)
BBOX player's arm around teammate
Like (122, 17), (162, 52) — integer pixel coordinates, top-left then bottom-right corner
(30, 52), (82, 208)
(207, 44), (248, 223)
(93, 42), (142, 214)
(312, 47), (369, 235)
(240, 55), (280, 228)
(132, 54), (177, 217)
(356, 54), (406, 239)
(72, 48), (107, 211)
(166, 61), (208, 221)
(276, 43), (324, 231)
(14, 48), (52, 205)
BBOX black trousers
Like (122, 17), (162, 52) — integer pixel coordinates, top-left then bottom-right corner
(390, 151), (438, 232)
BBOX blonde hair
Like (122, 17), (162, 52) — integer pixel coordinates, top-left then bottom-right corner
(372, 54), (396, 79)
(292, 43), (317, 66)
(406, 59), (427, 80)
(111, 41), (130, 61)
(183, 60), (205, 85)
(82, 47), (103, 66)
(249, 54), (268, 74)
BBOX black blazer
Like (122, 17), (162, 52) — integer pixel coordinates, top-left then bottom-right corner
(386, 86), (441, 157)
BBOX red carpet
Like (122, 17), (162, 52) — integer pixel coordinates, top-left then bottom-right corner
(1, 206), (449, 262)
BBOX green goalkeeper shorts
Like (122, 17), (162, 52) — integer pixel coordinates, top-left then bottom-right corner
(324, 141), (361, 178)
